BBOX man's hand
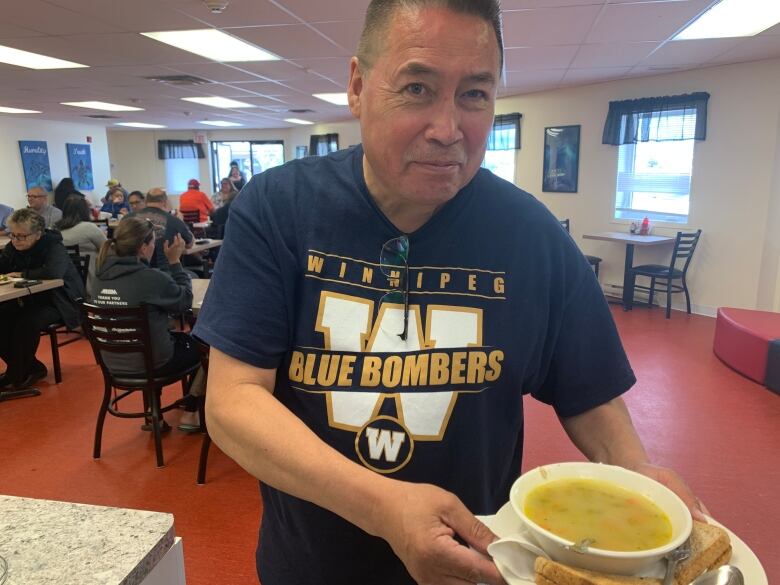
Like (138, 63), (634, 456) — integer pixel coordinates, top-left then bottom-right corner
(377, 482), (506, 585)
(163, 233), (185, 265)
(631, 462), (709, 522)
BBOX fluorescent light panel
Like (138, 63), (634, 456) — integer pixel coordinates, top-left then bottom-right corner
(198, 120), (244, 127)
(141, 29), (279, 62)
(116, 122), (166, 128)
(182, 97), (253, 109)
(313, 93), (349, 106)
(62, 101), (144, 112)
(0, 105), (41, 114)
(284, 118), (314, 125)
(0, 44), (87, 69)
(675, 0), (780, 40)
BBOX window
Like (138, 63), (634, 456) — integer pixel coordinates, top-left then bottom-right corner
(210, 140), (285, 191)
(614, 110), (695, 224)
(603, 92), (709, 225)
(483, 113), (521, 183)
(165, 159), (200, 195)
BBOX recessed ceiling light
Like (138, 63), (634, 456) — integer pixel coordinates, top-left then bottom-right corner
(62, 101), (144, 112)
(198, 120), (244, 127)
(313, 93), (350, 106)
(284, 118), (314, 125)
(115, 122), (167, 129)
(141, 29), (280, 62)
(182, 97), (254, 109)
(0, 44), (87, 69)
(0, 105), (41, 114)
(675, 0), (780, 40)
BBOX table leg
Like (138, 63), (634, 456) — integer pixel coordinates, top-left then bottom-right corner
(622, 244), (635, 311)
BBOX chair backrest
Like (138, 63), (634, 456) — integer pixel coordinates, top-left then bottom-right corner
(65, 243), (80, 258)
(69, 253), (90, 288)
(181, 210), (200, 225)
(79, 302), (157, 380)
(670, 229), (702, 274)
(559, 218), (570, 234)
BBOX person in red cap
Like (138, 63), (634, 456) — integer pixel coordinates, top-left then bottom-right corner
(179, 178), (214, 223)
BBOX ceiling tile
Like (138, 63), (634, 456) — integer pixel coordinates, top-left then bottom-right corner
(502, 6), (602, 47)
(173, 0), (298, 28)
(6, 0), (125, 34)
(505, 45), (580, 70)
(289, 57), (350, 84)
(0, 24), (47, 40)
(44, 0), (205, 32)
(640, 38), (744, 67)
(704, 35), (780, 66)
(502, 0), (605, 8)
(571, 41), (657, 68)
(310, 20), (363, 54)
(162, 63), (265, 83)
(561, 66), (632, 84)
(586, 0), (712, 43)
(272, 0), (371, 23)
(234, 24), (349, 60)
(504, 68), (566, 90)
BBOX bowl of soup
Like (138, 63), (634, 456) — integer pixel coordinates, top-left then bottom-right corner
(509, 462), (692, 575)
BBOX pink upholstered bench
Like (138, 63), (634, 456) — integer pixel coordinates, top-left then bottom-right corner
(713, 307), (780, 394)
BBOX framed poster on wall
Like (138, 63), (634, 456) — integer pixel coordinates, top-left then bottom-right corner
(66, 143), (95, 190)
(18, 140), (53, 191)
(542, 125), (580, 193)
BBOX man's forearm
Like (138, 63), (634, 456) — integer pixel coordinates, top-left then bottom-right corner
(559, 397), (649, 469)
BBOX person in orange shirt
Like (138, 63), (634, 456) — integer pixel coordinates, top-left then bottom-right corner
(179, 179), (214, 223)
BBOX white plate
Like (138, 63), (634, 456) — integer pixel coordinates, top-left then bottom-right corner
(479, 503), (767, 585)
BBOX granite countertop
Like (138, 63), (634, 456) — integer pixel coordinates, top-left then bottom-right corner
(0, 495), (175, 585)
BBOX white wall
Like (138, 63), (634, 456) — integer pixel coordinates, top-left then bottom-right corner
(106, 57), (780, 314)
(0, 117), (110, 210)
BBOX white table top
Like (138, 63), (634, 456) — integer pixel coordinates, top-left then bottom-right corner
(582, 231), (674, 246)
(191, 278), (209, 315)
(0, 278), (64, 303)
(185, 239), (222, 255)
(0, 495), (175, 585)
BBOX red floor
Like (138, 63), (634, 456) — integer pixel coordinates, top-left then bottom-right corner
(1, 306), (778, 584)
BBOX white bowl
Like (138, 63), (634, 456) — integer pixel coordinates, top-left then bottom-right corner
(509, 462), (692, 575)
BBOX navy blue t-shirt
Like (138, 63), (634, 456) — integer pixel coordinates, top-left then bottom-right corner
(194, 145), (635, 585)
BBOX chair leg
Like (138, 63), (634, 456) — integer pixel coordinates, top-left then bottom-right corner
(197, 434), (212, 485)
(49, 329), (62, 383)
(665, 279), (673, 319)
(149, 387), (165, 468)
(93, 380), (111, 459)
(647, 278), (655, 307)
(683, 277), (692, 314)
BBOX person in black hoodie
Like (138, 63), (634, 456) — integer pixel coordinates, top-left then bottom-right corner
(0, 209), (85, 389)
(92, 216), (202, 430)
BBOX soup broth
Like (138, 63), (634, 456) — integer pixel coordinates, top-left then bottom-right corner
(522, 478), (673, 552)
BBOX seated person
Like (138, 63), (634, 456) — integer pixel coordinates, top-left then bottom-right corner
(206, 184), (238, 240)
(56, 194), (107, 296)
(128, 188), (194, 272)
(27, 187), (62, 228)
(0, 210), (85, 390)
(0, 203), (13, 236)
(100, 188), (130, 218)
(211, 178), (235, 209)
(127, 190), (146, 213)
(179, 179), (214, 223)
(92, 216), (202, 429)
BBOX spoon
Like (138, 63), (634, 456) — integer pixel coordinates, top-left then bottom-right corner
(689, 565), (744, 585)
(663, 539), (691, 585)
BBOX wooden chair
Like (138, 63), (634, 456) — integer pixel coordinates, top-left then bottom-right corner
(42, 249), (90, 383)
(627, 229), (702, 319)
(80, 302), (201, 467)
(559, 219), (603, 276)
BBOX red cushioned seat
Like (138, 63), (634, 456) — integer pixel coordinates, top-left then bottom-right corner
(713, 307), (780, 385)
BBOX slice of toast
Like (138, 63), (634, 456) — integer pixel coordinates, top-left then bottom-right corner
(534, 521), (731, 585)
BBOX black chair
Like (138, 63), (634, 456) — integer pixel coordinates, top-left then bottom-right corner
(559, 219), (603, 277)
(627, 229), (702, 319)
(42, 250), (90, 383)
(80, 302), (201, 467)
(195, 341), (212, 485)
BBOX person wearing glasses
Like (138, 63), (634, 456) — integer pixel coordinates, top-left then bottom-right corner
(26, 187), (62, 229)
(0, 209), (85, 390)
(194, 2), (705, 584)
(127, 191), (146, 213)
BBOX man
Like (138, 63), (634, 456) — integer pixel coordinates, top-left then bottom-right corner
(127, 191), (146, 213)
(26, 187), (62, 228)
(0, 203), (12, 235)
(128, 188), (193, 272)
(194, 2), (705, 584)
(179, 178), (214, 223)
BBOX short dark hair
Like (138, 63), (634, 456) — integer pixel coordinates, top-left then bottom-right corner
(128, 190), (145, 201)
(357, 0), (503, 72)
(55, 194), (90, 230)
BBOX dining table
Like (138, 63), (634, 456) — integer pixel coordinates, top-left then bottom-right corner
(0, 278), (64, 402)
(582, 231), (675, 310)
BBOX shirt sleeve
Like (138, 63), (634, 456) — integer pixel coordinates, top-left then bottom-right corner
(193, 173), (295, 369)
(87, 223), (107, 250)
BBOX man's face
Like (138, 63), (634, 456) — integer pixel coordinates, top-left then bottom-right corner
(128, 195), (144, 212)
(8, 221), (41, 252)
(26, 189), (47, 210)
(348, 6), (499, 212)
